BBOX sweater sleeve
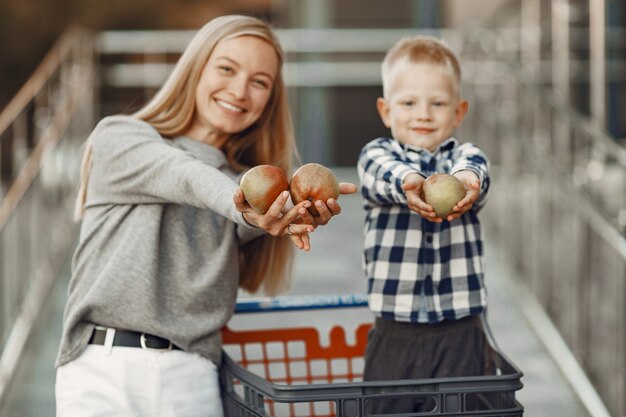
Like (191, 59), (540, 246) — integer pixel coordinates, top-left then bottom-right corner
(86, 115), (246, 225)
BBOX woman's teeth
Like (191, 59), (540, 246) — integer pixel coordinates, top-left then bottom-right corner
(216, 99), (243, 113)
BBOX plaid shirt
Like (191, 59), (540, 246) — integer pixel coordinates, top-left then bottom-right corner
(357, 137), (490, 324)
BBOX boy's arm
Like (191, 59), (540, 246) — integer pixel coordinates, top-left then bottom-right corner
(449, 143), (491, 212)
(402, 173), (439, 221)
(357, 139), (421, 205)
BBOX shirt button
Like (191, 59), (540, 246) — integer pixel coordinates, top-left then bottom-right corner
(425, 234), (433, 244)
(425, 275), (432, 281)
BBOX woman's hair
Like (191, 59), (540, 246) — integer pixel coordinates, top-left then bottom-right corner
(381, 35), (462, 98)
(74, 15), (297, 295)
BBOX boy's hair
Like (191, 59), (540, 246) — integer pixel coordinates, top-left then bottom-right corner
(381, 35), (462, 97)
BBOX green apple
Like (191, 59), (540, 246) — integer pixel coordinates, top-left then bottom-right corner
(423, 173), (465, 217)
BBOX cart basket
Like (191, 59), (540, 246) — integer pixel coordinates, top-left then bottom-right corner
(220, 294), (524, 417)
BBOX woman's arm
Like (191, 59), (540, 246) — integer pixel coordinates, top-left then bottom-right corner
(87, 116), (247, 224)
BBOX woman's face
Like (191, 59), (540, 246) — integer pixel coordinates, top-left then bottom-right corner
(187, 35), (279, 144)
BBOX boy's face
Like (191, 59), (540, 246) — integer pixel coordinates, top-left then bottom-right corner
(377, 61), (468, 152)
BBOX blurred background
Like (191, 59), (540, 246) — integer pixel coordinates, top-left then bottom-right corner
(1, 0), (625, 416)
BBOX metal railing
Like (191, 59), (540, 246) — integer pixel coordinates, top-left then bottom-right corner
(97, 27), (626, 88)
(0, 28), (96, 405)
(0, 23), (624, 416)
(460, 30), (625, 417)
(96, 26), (626, 416)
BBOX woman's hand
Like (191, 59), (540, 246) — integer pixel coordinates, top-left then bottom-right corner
(234, 188), (315, 251)
(297, 182), (358, 227)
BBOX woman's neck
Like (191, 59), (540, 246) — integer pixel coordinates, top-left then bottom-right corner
(182, 125), (230, 148)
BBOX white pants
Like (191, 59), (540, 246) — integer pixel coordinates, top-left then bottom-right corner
(55, 345), (224, 417)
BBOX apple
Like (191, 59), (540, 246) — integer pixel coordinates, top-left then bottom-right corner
(290, 163), (340, 216)
(422, 173), (465, 217)
(240, 165), (290, 213)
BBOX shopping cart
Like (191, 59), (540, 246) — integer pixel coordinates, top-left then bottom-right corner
(220, 294), (523, 417)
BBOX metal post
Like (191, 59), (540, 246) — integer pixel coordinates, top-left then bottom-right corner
(412, 0), (439, 29)
(589, 0), (606, 130)
(0, 128), (13, 186)
(521, 0), (542, 79)
(552, 0), (570, 103)
(552, 0), (572, 166)
(295, 0), (333, 165)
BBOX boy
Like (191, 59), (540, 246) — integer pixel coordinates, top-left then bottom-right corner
(357, 35), (491, 413)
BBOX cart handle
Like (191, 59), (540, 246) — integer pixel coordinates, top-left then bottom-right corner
(234, 293), (368, 313)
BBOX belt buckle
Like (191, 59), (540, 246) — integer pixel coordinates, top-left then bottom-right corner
(140, 333), (173, 351)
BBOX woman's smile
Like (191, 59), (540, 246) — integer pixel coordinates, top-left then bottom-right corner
(215, 98), (245, 113)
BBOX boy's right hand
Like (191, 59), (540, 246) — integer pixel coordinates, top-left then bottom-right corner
(402, 173), (442, 223)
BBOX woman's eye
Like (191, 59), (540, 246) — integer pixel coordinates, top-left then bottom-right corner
(253, 79), (269, 89)
(218, 65), (233, 74)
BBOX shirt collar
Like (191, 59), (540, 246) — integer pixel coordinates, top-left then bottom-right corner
(399, 136), (459, 155)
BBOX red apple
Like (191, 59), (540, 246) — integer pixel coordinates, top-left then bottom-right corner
(422, 173), (465, 217)
(240, 165), (290, 213)
(290, 163), (340, 216)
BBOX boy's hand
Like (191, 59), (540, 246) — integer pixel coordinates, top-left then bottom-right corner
(402, 173), (441, 223)
(446, 170), (481, 221)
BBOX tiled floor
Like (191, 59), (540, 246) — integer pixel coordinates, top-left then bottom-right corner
(0, 167), (591, 417)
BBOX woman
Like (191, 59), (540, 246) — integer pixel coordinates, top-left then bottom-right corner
(55, 15), (355, 417)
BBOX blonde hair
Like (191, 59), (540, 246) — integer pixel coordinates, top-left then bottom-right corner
(381, 35), (462, 97)
(74, 15), (297, 295)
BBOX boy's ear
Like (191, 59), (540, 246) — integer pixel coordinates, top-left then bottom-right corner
(376, 97), (392, 128)
(454, 99), (469, 127)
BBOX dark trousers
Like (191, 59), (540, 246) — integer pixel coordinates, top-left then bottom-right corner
(363, 315), (492, 414)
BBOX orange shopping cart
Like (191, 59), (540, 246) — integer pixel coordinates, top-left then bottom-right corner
(220, 294), (523, 417)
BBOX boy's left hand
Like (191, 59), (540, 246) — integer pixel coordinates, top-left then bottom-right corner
(404, 171), (480, 222)
(446, 170), (481, 221)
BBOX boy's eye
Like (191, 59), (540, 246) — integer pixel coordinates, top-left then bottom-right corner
(401, 100), (415, 106)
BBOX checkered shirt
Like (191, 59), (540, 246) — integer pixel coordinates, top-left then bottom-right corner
(357, 137), (490, 323)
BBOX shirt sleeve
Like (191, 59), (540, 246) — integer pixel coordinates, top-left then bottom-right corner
(357, 138), (422, 205)
(86, 115), (248, 225)
(449, 142), (491, 210)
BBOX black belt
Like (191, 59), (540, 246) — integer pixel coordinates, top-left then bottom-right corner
(89, 327), (182, 351)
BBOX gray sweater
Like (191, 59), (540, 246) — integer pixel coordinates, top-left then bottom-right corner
(56, 115), (264, 367)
